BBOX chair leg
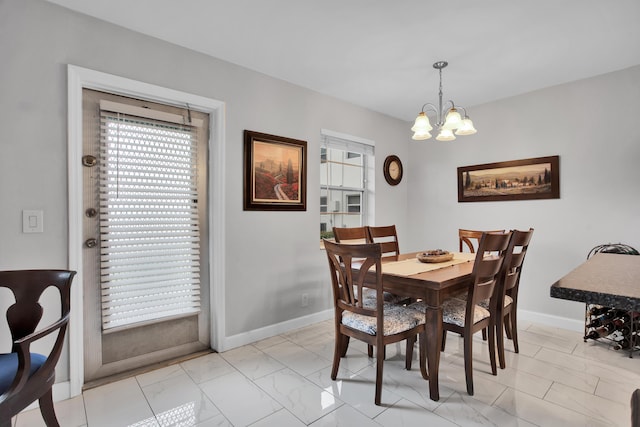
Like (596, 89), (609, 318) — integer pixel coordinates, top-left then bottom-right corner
(340, 335), (350, 357)
(441, 330), (447, 351)
(481, 328), (487, 341)
(504, 312), (513, 339)
(331, 333), (344, 380)
(0, 417), (12, 427)
(496, 315), (507, 369)
(375, 343), (384, 405)
(368, 344), (387, 360)
(39, 388), (61, 427)
(406, 336), (415, 370)
(511, 310), (519, 354)
(419, 331), (429, 380)
(488, 322), (497, 376)
(464, 332), (474, 396)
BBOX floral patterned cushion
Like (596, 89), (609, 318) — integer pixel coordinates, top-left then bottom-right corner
(409, 299), (490, 327)
(359, 288), (406, 305)
(342, 303), (425, 336)
(477, 294), (513, 310)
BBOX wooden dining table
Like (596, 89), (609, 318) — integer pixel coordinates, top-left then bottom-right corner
(356, 251), (476, 401)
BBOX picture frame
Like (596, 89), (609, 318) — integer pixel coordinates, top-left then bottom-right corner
(243, 130), (307, 211)
(458, 155), (559, 202)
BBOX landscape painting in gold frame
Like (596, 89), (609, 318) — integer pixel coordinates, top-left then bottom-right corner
(458, 156), (559, 202)
(243, 130), (307, 211)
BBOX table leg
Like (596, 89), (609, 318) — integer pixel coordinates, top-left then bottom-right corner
(425, 304), (442, 401)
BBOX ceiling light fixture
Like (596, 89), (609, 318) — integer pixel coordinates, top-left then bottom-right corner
(411, 61), (477, 141)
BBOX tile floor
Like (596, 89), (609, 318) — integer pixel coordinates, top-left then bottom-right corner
(12, 319), (639, 426)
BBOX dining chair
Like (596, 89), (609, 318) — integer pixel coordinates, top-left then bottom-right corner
(333, 226), (369, 244)
(492, 228), (534, 368)
(323, 239), (427, 405)
(366, 225), (400, 256)
(459, 228), (505, 253)
(456, 228), (534, 369)
(333, 226), (405, 357)
(0, 270), (76, 427)
(410, 231), (511, 396)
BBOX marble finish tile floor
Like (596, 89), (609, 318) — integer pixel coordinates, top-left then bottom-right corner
(12, 319), (639, 426)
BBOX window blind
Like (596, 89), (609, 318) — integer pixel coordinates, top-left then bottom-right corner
(99, 105), (201, 331)
(320, 129), (375, 156)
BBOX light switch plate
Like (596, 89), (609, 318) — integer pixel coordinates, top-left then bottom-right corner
(23, 210), (44, 233)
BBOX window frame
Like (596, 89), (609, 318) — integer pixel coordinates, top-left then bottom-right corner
(320, 129), (375, 241)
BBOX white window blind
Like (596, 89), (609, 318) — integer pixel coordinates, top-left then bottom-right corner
(99, 101), (202, 331)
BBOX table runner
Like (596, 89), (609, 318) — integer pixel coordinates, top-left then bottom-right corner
(382, 252), (476, 277)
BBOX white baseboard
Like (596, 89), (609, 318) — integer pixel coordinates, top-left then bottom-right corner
(518, 308), (584, 332)
(219, 309), (334, 352)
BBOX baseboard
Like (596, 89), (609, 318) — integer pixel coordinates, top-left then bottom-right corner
(219, 309), (333, 352)
(518, 308), (584, 332)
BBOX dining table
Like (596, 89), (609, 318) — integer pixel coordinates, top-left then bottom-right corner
(355, 251), (477, 401)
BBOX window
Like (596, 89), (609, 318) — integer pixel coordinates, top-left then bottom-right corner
(99, 100), (204, 330)
(320, 130), (374, 241)
(346, 194), (361, 213)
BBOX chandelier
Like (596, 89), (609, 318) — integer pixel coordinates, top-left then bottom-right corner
(411, 61), (477, 141)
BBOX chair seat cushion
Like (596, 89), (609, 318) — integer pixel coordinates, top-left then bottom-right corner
(0, 352), (47, 394)
(342, 303), (425, 336)
(359, 288), (406, 305)
(477, 295), (513, 310)
(409, 299), (490, 328)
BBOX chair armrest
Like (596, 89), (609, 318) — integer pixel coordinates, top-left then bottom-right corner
(2, 313), (70, 400)
(14, 313), (70, 349)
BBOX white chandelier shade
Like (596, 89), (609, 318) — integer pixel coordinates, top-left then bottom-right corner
(411, 61), (477, 141)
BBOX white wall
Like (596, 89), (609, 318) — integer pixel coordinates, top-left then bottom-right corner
(0, 0), (410, 385)
(406, 64), (640, 326)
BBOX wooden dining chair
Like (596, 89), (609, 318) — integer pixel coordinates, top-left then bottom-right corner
(410, 232), (511, 395)
(0, 270), (76, 427)
(323, 240), (427, 405)
(333, 226), (369, 244)
(333, 226), (405, 356)
(459, 228), (505, 253)
(366, 225), (400, 256)
(492, 228), (534, 368)
(457, 229), (534, 369)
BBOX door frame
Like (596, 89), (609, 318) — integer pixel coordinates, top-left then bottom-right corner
(67, 65), (227, 396)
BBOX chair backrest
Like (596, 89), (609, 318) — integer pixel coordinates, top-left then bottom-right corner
(323, 239), (382, 316)
(333, 226), (369, 244)
(366, 225), (400, 256)
(459, 228), (505, 253)
(466, 232), (512, 315)
(500, 228), (534, 302)
(1, 270), (75, 352)
(0, 270), (76, 416)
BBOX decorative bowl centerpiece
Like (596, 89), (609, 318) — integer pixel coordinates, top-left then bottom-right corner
(416, 249), (454, 263)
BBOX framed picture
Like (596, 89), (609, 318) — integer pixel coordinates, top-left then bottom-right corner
(458, 155), (559, 202)
(243, 130), (307, 211)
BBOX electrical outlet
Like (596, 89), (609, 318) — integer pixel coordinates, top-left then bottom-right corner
(301, 293), (309, 307)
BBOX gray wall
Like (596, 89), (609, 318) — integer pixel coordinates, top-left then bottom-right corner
(406, 64), (640, 324)
(0, 0), (410, 382)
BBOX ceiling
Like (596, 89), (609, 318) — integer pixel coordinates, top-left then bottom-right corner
(46, 0), (640, 122)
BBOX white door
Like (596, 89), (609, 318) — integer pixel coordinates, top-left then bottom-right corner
(82, 89), (210, 383)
